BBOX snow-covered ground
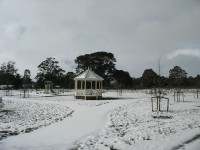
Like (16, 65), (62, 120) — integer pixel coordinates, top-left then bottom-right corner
(0, 90), (200, 150)
(78, 92), (200, 150)
(0, 96), (73, 141)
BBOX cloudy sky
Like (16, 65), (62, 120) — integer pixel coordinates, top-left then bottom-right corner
(0, 0), (200, 79)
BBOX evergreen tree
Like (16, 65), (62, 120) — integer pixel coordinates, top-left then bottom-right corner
(113, 70), (133, 89)
(35, 57), (65, 88)
(0, 61), (19, 88)
(141, 69), (158, 88)
(23, 69), (32, 88)
(169, 66), (187, 87)
(75, 51), (116, 87)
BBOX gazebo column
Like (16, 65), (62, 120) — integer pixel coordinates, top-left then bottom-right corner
(95, 81), (97, 96)
(91, 81), (93, 96)
(100, 81), (103, 98)
(75, 80), (77, 97)
(99, 81), (101, 89)
(81, 81), (83, 96)
(85, 80), (86, 100)
(98, 81), (101, 98)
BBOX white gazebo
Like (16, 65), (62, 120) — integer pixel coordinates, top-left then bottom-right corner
(74, 68), (104, 100)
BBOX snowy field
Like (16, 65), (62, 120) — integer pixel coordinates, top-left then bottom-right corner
(0, 96), (73, 141)
(0, 90), (200, 150)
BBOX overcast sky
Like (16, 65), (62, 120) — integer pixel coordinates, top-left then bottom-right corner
(0, 0), (200, 79)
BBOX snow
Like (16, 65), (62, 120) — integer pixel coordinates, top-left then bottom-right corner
(0, 97), (73, 141)
(0, 90), (200, 150)
(78, 92), (200, 150)
(183, 139), (200, 150)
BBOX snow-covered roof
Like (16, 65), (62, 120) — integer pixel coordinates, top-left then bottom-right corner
(74, 68), (104, 81)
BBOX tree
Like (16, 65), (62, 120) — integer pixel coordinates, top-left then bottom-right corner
(169, 66), (187, 87)
(75, 51), (116, 87)
(0, 61), (18, 88)
(141, 69), (158, 88)
(113, 70), (133, 89)
(195, 75), (200, 87)
(0, 61), (18, 75)
(132, 77), (141, 89)
(23, 69), (32, 87)
(35, 57), (65, 88)
(59, 72), (75, 89)
(13, 74), (23, 89)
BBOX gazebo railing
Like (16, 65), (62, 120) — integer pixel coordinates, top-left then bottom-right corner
(75, 89), (102, 96)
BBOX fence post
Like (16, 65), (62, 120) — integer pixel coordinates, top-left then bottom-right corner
(159, 96), (161, 111)
(174, 92), (175, 102)
(167, 98), (169, 112)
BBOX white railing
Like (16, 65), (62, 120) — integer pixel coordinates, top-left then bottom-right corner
(75, 89), (102, 96)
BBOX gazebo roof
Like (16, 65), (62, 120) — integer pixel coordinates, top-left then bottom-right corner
(74, 68), (104, 81)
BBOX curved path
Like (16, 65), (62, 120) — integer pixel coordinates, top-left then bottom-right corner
(183, 139), (200, 150)
(0, 99), (133, 150)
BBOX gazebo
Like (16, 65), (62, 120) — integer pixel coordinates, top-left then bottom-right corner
(74, 68), (104, 100)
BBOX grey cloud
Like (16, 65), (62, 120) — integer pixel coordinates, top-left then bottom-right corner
(167, 55), (200, 77)
(5, 25), (27, 41)
(0, 0), (200, 78)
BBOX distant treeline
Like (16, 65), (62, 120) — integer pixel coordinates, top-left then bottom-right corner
(0, 52), (199, 89)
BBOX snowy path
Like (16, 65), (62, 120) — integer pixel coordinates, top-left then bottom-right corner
(0, 98), (133, 150)
(184, 138), (200, 150)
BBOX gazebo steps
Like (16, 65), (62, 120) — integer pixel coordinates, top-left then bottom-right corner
(75, 96), (102, 100)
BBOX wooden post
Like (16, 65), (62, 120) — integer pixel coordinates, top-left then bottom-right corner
(174, 92), (175, 102)
(159, 96), (161, 111)
(151, 98), (154, 112)
(177, 93), (179, 102)
(95, 80), (97, 98)
(167, 98), (169, 112)
(24, 88), (25, 98)
(157, 96), (159, 110)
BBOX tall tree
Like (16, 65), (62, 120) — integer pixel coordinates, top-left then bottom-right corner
(195, 75), (200, 87)
(35, 57), (65, 88)
(132, 77), (141, 89)
(141, 69), (158, 88)
(113, 70), (133, 89)
(23, 69), (32, 87)
(0, 61), (18, 75)
(75, 51), (116, 87)
(169, 66), (187, 87)
(13, 74), (23, 89)
(59, 72), (75, 89)
(0, 61), (18, 88)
